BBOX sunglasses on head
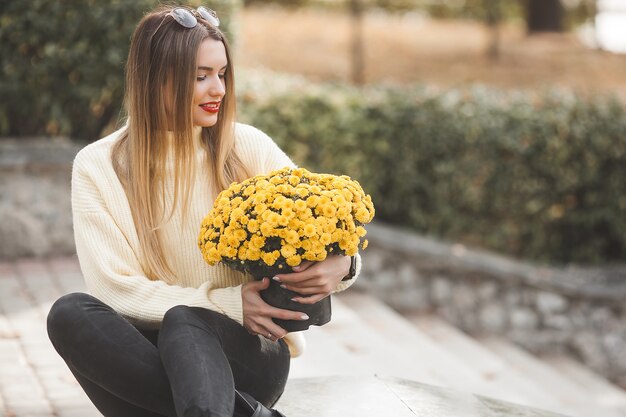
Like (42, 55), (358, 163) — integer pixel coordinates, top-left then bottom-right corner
(170, 6), (220, 28)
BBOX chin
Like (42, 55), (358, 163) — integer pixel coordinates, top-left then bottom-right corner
(193, 116), (219, 128)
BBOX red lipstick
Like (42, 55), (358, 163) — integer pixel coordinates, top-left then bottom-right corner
(200, 101), (220, 114)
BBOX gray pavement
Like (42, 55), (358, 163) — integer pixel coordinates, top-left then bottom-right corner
(0, 257), (608, 417)
(0, 257), (100, 417)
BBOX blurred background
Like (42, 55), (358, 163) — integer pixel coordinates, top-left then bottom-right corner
(1, 0), (625, 265)
(1, 1), (626, 416)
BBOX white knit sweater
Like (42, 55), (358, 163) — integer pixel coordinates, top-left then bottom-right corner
(71, 123), (359, 357)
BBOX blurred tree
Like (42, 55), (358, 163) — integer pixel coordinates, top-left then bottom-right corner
(484, 0), (502, 59)
(350, 0), (365, 85)
(0, 0), (239, 141)
(527, 0), (564, 32)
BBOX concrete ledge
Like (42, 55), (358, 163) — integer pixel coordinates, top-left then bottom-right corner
(365, 222), (626, 303)
(278, 376), (570, 417)
(0, 138), (81, 173)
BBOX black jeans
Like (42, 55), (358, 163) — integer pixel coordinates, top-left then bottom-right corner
(46, 293), (290, 417)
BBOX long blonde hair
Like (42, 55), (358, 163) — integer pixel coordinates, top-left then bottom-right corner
(112, 5), (251, 282)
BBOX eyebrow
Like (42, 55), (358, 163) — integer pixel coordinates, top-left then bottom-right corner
(197, 65), (228, 71)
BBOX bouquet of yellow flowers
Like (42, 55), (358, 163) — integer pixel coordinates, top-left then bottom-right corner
(198, 167), (375, 331)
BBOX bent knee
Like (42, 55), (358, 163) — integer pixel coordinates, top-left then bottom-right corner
(162, 305), (231, 331)
(162, 305), (197, 326)
(47, 293), (100, 345)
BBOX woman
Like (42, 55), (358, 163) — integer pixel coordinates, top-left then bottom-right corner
(46, 5), (360, 417)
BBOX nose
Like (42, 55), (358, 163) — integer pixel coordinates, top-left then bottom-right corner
(209, 75), (225, 98)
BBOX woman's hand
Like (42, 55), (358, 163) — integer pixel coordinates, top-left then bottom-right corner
(242, 278), (309, 341)
(273, 255), (351, 305)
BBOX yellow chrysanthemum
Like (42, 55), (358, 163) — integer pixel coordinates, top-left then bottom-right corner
(322, 221), (336, 234)
(234, 228), (247, 242)
(288, 218), (303, 231)
(254, 203), (267, 216)
(256, 179), (270, 188)
(355, 208), (370, 223)
(243, 184), (256, 196)
(294, 199), (307, 212)
(302, 223), (316, 237)
(321, 204), (337, 218)
(269, 176), (284, 185)
(266, 211), (280, 227)
(230, 208), (244, 222)
(286, 255), (302, 267)
(295, 187), (309, 198)
(337, 206), (351, 218)
(250, 235), (265, 250)
(198, 167), (374, 269)
(246, 248), (262, 261)
(227, 236), (240, 248)
(306, 195), (320, 208)
(247, 219), (259, 234)
(288, 175), (300, 186)
(284, 229), (300, 245)
(300, 208), (313, 220)
(320, 233), (332, 245)
(280, 244), (297, 259)
(313, 252), (327, 262)
(260, 222), (274, 237)
(262, 250), (280, 266)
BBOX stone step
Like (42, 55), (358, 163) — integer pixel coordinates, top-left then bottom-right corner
(338, 291), (576, 414)
(334, 292), (497, 389)
(276, 375), (574, 417)
(408, 313), (577, 415)
(326, 295), (468, 386)
(480, 337), (624, 417)
(288, 325), (371, 379)
(542, 355), (626, 415)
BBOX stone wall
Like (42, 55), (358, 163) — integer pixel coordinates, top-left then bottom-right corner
(0, 138), (80, 258)
(356, 223), (626, 387)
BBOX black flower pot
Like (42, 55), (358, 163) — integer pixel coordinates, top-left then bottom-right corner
(247, 263), (332, 332)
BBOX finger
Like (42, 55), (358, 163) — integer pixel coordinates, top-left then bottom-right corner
(260, 330), (275, 341)
(291, 261), (314, 272)
(281, 283), (326, 295)
(291, 293), (328, 305)
(280, 276), (326, 290)
(265, 305), (310, 322)
(247, 277), (270, 291)
(252, 320), (286, 342)
(264, 320), (289, 340)
(273, 267), (318, 284)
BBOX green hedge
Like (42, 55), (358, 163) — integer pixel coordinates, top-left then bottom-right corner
(237, 73), (626, 264)
(0, 0), (239, 140)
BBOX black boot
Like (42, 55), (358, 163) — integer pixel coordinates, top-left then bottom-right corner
(234, 390), (287, 417)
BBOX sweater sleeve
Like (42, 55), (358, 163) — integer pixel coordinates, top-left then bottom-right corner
(71, 149), (245, 329)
